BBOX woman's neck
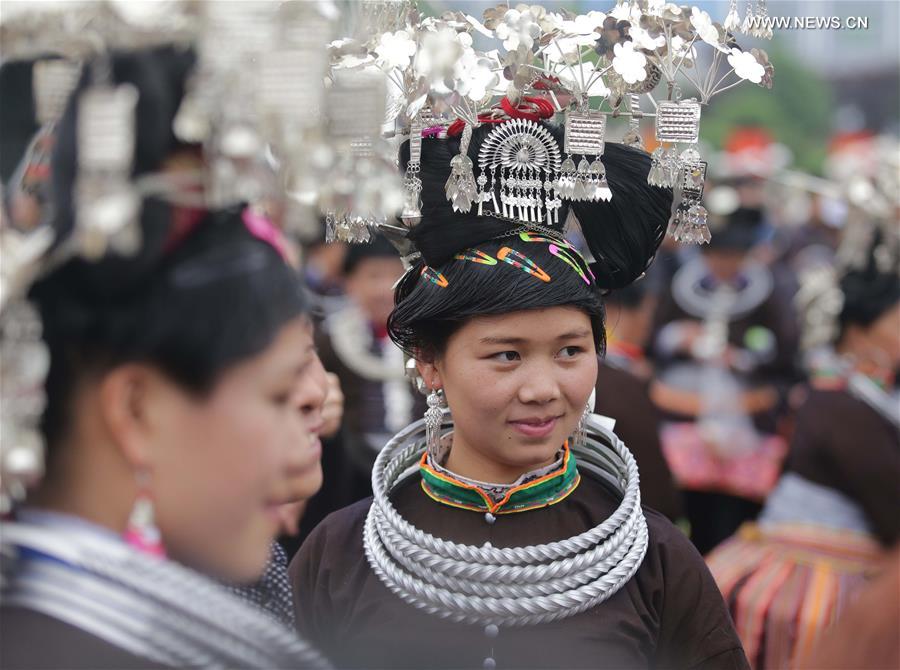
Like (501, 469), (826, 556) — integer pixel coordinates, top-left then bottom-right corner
(27, 443), (134, 536)
(835, 340), (894, 387)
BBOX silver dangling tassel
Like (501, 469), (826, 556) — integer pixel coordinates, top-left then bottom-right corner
(573, 158), (591, 200)
(445, 124), (477, 213)
(724, 0), (741, 32)
(401, 113), (425, 227)
(557, 155), (576, 198)
(563, 109), (608, 202)
(669, 150), (710, 244)
(647, 147), (667, 187)
(590, 158), (612, 201)
(424, 388), (444, 458)
(752, 0), (773, 39)
(741, 0), (756, 34)
(663, 148), (681, 188)
(572, 402), (590, 450)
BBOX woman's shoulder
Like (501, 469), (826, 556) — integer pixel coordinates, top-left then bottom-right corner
(796, 386), (894, 443)
(0, 605), (165, 669)
(642, 506), (700, 560)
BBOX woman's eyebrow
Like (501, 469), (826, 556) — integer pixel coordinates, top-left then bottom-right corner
(556, 329), (592, 340)
(479, 336), (528, 345)
(478, 329), (591, 346)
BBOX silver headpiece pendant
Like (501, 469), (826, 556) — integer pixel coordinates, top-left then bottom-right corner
(559, 110), (611, 203)
(472, 119), (562, 226)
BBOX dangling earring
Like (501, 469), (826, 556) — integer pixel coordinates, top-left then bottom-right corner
(424, 387), (444, 459)
(573, 401), (591, 450)
(124, 473), (166, 558)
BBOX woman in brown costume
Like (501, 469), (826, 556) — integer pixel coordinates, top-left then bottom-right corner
(289, 108), (749, 669)
(706, 239), (900, 669)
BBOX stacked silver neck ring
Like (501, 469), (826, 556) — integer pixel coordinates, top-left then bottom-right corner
(363, 413), (649, 627)
(2, 523), (330, 668)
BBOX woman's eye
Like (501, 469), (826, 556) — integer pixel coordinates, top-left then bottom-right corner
(491, 351), (520, 362)
(558, 346), (583, 358)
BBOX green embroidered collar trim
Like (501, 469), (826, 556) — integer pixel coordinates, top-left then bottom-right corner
(419, 444), (580, 514)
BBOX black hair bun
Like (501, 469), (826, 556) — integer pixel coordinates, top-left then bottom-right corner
(400, 120), (672, 290)
(571, 142), (672, 289)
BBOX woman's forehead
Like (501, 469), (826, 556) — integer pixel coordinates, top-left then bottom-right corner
(456, 307), (593, 343)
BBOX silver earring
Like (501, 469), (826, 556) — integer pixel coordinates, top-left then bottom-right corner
(573, 401), (590, 450)
(425, 388), (444, 458)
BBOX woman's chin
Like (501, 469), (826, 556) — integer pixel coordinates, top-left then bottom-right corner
(503, 440), (565, 472)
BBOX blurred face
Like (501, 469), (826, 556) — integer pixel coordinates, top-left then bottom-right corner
(150, 316), (327, 582)
(704, 249), (748, 283)
(422, 307), (597, 484)
(857, 301), (900, 370)
(345, 256), (405, 329)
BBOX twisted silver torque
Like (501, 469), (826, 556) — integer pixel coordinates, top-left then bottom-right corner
(2, 523), (330, 668)
(363, 413), (649, 627)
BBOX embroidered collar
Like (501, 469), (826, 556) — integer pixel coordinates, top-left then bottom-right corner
(419, 442), (580, 514)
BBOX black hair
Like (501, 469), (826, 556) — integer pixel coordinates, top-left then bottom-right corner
(29, 47), (308, 450)
(604, 279), (647, 310)
(388, 235), (606, 360)
(838, 257), (900, 335)
(703, 206), (764, 252)
(388, 121), (672, 359)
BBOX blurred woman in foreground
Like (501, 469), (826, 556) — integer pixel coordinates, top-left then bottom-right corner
(0, 47), (330, 668)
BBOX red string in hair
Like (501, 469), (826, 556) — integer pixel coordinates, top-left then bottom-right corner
(446, 96), (556, 137)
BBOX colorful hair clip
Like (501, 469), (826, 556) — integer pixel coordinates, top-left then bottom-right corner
(548, 243), (593, 285)
(497, 247), (551, 283)
(420, 266), (449, 288)
(518, 231), (576, 250)
(454, 249), (497, 265)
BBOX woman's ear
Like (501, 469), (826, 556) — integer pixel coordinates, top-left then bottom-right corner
(415, 359), (442, 391)
(97, 364), (173, 470)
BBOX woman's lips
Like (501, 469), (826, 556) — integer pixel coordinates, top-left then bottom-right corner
(508, 417), (559, 439)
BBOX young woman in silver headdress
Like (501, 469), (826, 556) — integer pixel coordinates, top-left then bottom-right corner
(0, 48), (330, 668)
(289, 110), (749, 669)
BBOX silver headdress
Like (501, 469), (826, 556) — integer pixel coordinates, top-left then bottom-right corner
(0, 0), (336, 511)
(325, 0), (775, 249)
(786, 136), (900, 358)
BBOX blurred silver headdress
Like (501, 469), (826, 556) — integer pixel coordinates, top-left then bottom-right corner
(0, 0), (340, 511)
(789, 136), (900, 356)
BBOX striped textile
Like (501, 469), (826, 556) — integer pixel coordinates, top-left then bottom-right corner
(706, 522), (884, 669)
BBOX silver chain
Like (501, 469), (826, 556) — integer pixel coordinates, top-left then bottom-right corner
(364, 414), (648, 627)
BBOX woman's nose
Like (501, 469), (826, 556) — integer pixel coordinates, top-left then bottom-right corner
(298, 355), (329, 416)
(516, 363), (562, 405)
